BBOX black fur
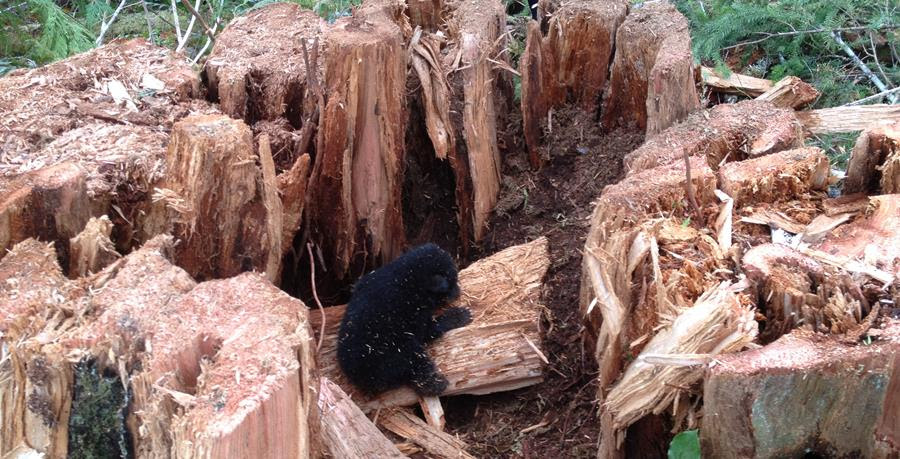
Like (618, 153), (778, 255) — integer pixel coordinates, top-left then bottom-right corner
(506, 0), (538, 20)
(337, 243), (472, 396)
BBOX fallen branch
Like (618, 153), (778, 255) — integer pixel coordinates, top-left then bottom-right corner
(797, 104), (900, 134)
(96, 0), (129, 46)
(722, 24), (900, 51)
(831, 31), (898, 104)
(844, 87), (900, 106)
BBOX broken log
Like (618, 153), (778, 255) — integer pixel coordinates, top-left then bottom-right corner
(68, 215), (120, 277)
(623, 100), (804, 174)
(718, 147), (830, 207)
(318, 378), (405, 458)
(599, 282), (757, 457)
(700, 66), (774, 97)
(278, 151), (312, 257)
(580, 158), (718, 399)
(519, 0), (627, 167)
(702, 323), (900, 457)
(305, 4), (408, 279)
(601, 2), (700, 136)
(203, 3), (325, 125)
(755, 76), (820, 109)
(844, 122), (900, 194)
(309, 237), (550, 410)
(0, 235), (321, 457)
(379, 407), (473, 459)
(149, 114), (283, 282)
(797, 104), (900, 134)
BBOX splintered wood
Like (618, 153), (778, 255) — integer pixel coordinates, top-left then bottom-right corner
(583, 82), (900, 456)
(309, 237), (550, 410)
(0, 236), (320, 458)
(844, 122), (900, 194)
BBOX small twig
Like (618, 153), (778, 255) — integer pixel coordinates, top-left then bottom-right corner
(307, 243), (326, 353)
(140, 0), (154, 42)
(844, 86), (900, 106)
(722, 24), (900, 51)
(831, 31), (898, 104)
(683, 151), (701, 219)
(176, 0), (201, 52)
(96, 0), (129, 46)
(179, 0), (216, 43)
(170, 0), (183, 43)
(190, 0), (223, 64)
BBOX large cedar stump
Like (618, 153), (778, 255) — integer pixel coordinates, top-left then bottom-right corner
(600, 2), (700, 136)
(702, 325), (900, 457)
(149, 115), (283, 282)
(0, 236), (320, 458)
(519, 0), (627, 168)
(304, 3), (408, 279)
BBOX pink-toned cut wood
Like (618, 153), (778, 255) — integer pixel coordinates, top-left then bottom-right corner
(71, 236), (321, 458)
(623, 100), (805, 175)
(844, 122), (900, 194)
(318, 378), (406, 458)
(379, 407), (474, 459)
(797, 104), (900, 134)
(701, 323), (900, 458)
(601, 2), (699, 135)
(0, 39), (200, 156)
(815, 194), (900, 279)
(203, 3), (325, 124)
(755, 75), (820, 109)
(0, 162), (98, 269)
(700, 66), (774, 97)
(149, 114), (283, 282)
(309, 237), (550, 410)
(305, 7), (408, 279)
(718, 147), (830, 207)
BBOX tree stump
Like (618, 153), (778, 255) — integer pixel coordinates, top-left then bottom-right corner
(204, 3), (325, 125)
(0, 39), (212, 267)
(149, 115), (283, 282)
(0, 235), (320, 458)
(844, 122), (900, 194)
(623, 100), (804, 174)
(600, 2), (700, 136)
(702, 324), (900, 457)
(519, 0), (628, 168)
(304, 3), (408, 279)
(718, 147), (830, 207)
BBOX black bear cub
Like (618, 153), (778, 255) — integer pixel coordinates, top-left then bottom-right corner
(337, 243), (472, 396)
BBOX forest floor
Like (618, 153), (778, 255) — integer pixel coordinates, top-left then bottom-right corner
(438, 107), (644, 457)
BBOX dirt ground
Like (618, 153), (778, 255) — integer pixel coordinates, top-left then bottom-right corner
(436, 107), (644, 457)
